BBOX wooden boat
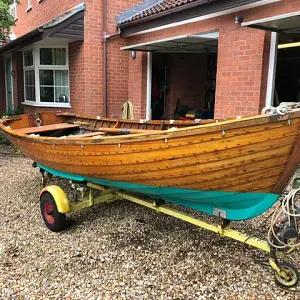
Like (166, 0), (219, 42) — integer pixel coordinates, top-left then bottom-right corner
(1, 110), (300, 221)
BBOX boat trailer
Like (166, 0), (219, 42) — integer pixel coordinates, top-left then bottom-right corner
(39, 174), (300, 288)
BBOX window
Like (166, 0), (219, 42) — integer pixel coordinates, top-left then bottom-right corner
(23, 45), (70, 107)
(24, 50), (35, 102)
(9, 0), (18, 20)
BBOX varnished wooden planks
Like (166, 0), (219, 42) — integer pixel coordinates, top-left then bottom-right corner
(2, 110), (300, 195)
(31, 143), (291, 183)
(22, 124), (297, 168)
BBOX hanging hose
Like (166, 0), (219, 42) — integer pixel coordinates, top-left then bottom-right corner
(268, 188), (300, 249)
(121, 101), (134, 120)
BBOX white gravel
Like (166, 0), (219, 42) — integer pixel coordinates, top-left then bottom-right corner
(0, 144), (300, 299)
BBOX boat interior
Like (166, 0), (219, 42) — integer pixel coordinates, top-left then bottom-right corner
(2, 112), (219, 139)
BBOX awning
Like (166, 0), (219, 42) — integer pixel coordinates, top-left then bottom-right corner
(0, 3), (85, 55)
(121, 31), (219, 53)
(241, 11), (300, 33)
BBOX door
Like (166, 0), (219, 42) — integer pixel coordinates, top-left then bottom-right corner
(5, 55), (13, 112)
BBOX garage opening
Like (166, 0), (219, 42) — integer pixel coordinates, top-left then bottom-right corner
(242, 11), (300, 106)
(276, 31), (300, 105)
(122, 31), (219, 120)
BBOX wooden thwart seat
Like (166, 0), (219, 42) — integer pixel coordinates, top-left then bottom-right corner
(14, 123), (79, 134)
(67, 132), (106, 138)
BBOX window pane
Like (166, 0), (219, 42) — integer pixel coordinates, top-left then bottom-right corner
(25, 70), (35, 102)
(39, 70), (54, 85)
(40, 87), (54, 102)
(25, 70), (35, 85)
(55, 70), (69, 86)
(40, 48), (53, 65)
(53, 48), (66, 65)
(55, 87), (69, 103)
(40, 48), (66, 65)
(24, 50), (33, 67)
(25, 86), (36, 101)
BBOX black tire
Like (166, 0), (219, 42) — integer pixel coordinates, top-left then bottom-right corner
(274, 262), (299, 288)
(40, 192), (66, 232)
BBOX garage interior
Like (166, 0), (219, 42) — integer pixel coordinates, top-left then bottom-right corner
(243, 12), (300, 107)
(123, 31), (219, 120)
(276, 30), (300, 105)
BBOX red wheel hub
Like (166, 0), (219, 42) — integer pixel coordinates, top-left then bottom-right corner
(43, 202), (55, 224)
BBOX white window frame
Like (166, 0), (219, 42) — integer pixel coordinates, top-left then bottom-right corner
(9, 0), (18, 20)
(27, 0), (32, 11)
(22, 43), (71, 108)
(23, 48), (35, 102)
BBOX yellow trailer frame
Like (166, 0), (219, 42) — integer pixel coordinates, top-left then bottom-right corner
(39, 182), (299, 288)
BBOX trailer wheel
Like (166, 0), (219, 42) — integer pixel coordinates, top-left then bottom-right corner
(40, 192), (66, 232)
(274, 262), (299, 288)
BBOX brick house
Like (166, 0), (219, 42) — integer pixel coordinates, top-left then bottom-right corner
(1, 0), (300, 120)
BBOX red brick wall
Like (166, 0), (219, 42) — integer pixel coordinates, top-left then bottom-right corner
(13, 0), (83, 37)
(68, 41), (84, 114)
(13, 0), (144, 117)
(107, 38), (130, 118)
(0, 57), (5, 114)
(106, 0), (145, 118)
(127, 51), (147, 119)
(23, 106), (70, 113)
(80, 0), (103, 116)
(215, 21), (267, 119)
(11, 0), (300, 119)
(125, 0), (300, 119)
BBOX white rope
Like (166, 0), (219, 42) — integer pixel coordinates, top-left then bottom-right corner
(261, 102), (300, 116)
(267, 188), (300, 249)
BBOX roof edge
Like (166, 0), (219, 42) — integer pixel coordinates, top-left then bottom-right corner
(118, 0), (216, 28)
(0, 2), (85, 54)
(116, 0), (164, 24)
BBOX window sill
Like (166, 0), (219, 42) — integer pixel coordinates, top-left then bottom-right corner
(22, 102), (71, 108)
(26, 7), (32, 12)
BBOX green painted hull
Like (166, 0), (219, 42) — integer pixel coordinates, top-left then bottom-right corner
(39, 164), (280, 221)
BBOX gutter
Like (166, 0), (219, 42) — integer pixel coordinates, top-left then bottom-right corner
(103, 0), (121, 118)
(0, 27), (44, 54)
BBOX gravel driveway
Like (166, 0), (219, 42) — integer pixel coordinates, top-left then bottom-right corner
(0, 144), (299, 299)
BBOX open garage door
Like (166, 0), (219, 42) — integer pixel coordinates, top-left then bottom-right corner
(122, 31), (218, 120)
(242, 11), (300, 107)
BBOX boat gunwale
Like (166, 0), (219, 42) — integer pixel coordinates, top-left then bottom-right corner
(1, 110), (300, 146)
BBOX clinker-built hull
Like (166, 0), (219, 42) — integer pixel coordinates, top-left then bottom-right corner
(1, 111), (300, 220)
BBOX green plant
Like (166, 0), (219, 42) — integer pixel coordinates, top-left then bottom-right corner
(0, 0), (16, 42)
(0, 131), (10, 145)
(0, 106), (24, 118)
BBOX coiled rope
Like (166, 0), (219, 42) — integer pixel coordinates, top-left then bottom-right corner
(268, 188), (300, 249)
(261, 102), (300, 116)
